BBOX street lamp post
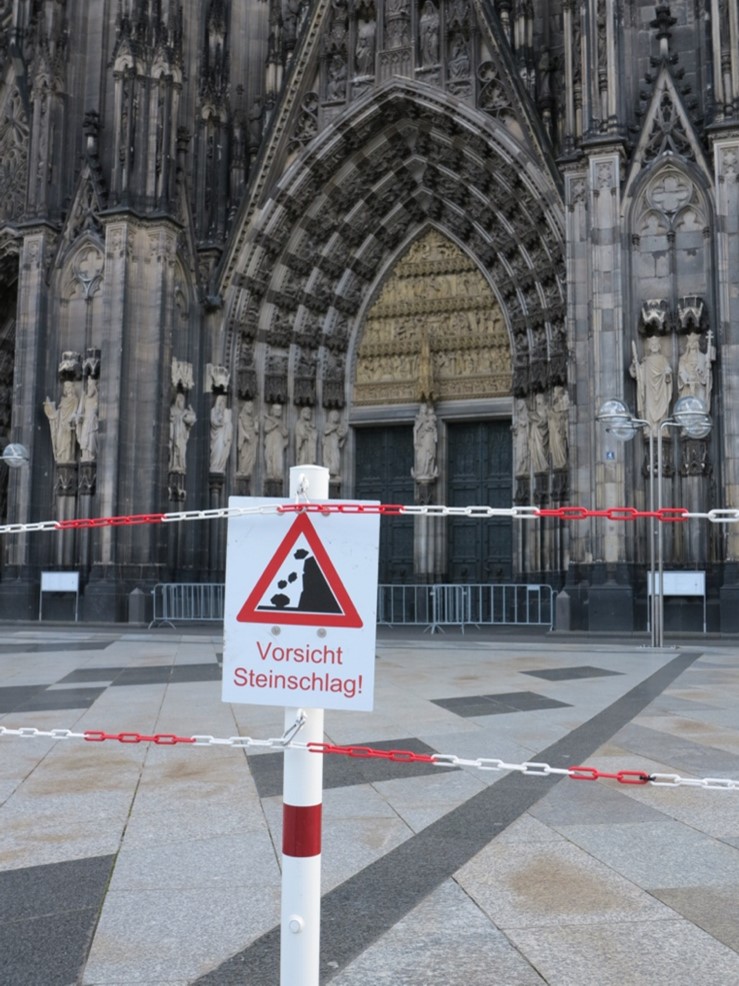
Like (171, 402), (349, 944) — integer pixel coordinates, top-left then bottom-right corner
(597, 398), (711, 648)
(656, 396), (712, 648)
(596, 401), (657, 646)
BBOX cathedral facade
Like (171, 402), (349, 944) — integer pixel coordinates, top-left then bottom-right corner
(0, 0), (738, 630)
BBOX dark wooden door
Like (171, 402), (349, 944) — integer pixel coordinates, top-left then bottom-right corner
(447, 421), (512, 582)
(355, 426), (415, 583)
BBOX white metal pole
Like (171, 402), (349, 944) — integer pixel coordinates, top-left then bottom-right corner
(657, 429), (665, 648)
(648, 428), (656, 647)
(281, 465), (328, 986)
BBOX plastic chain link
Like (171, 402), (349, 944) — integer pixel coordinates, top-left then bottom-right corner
(4, 728), (734, 791)
(5, 503), (739, 537)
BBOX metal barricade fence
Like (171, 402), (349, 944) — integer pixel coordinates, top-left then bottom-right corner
(378, 583), (555, 632)
(150, 583), (225, 627)
(149, 582), (554, 630)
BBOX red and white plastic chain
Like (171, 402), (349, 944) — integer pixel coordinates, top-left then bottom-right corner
(2, 502), (739, 536)
(1, 725), (738, 791)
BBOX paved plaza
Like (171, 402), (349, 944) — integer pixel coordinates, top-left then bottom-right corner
(2, 624), (739, 984)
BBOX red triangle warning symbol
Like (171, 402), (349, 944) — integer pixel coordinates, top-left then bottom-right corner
(236, 511), (363, 628)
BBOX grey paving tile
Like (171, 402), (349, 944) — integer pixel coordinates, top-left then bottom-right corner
(327, 880), (546, 986)
(505, 919), (739, 986)
(654, 886), (739, 952)
(456, 839), (669, 929)
(558, 820), (739, 888)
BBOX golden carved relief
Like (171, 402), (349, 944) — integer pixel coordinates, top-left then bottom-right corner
(354, 229), (511, 405)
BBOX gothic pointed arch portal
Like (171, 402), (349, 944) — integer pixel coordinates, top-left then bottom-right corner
(352, 228), (513, 583)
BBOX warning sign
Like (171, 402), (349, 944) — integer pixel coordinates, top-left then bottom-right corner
(236, 512), (362, 628)
(222, 497), (380, 712)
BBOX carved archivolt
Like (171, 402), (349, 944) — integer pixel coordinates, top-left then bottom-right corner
(354, 229), (511, 404)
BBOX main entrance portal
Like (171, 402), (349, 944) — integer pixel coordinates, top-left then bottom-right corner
(354, 421), (513, 584)
(447, 421), (513, 583)
(354, 426), (415, 584)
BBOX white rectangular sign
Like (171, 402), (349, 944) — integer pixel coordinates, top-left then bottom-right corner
(648, 571), (705, 596)
(222, 497), (380, 711)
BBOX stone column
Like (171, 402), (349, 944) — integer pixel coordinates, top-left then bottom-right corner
(713, 137), (739, 628)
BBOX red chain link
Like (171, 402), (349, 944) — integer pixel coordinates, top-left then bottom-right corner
(568, 765), (651, 785)
(539, 506), (688, 522)
(84, 730), (196, 745)
(58, 513), (166, 530)
(307, 741), (436, 763)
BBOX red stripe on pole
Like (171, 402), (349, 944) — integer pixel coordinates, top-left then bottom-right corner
(283, 803), (322, 857)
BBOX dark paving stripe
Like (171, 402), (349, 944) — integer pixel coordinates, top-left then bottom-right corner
(249, 737), (456, 799)
(432, 690), (571, 718)
(193, 649), (701, 986)
(170, 663), (222, 683)
(0, 641), (115, 654)
(0, 686), (47, 713)
(521, 665), (623, 681)
(0, 854), (115, 986)
(18, 688), (107, 712)
(110, 664), (221, 687)
(57, 667), (127, 683)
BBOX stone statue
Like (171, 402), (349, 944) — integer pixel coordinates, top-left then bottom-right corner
(548, 385), (569, 470)
(326, 54), (347, 100)
(43, 381), (79, 464)
(237, 400), (258, 478)
(209, 394), (233, 473)
(169, 392), (197, 473)
(411, 402), (438, 481)
(295, 406), (317, 465)
(513, 397), (530, 477)
(448, 36), (470, 79)
(678, 331), (715, 409)
(355, 19), (376, 75)
(322, 409), (347, 480)
(75, 376), (99, 463)
(528, 392), (549, 474)
(419, 1), (439, 66)
(630, 336), (673, 432)
(264, 403), (288, 481)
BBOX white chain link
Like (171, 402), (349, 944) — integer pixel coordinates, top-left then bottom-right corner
(2, 725), (738, 790)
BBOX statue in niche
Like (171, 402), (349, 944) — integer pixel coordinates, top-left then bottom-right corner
(548, 385), (569, 470)
(528, 392), (549, 474)
(75, 375), (99, 463)
(323, 409), (347, 480)
(295, 406), (317, 465)
(678, 331), (715, 409)
(448, 35), (470, 79)
(512, 397), (530, 477)
(209, 394), (233, 473)
(411, 402), (438, 481)
(419, 0), (439, 66)
(264, 403), (289, 481)
(43, 381), (79, 464)
(247, 98), (264, 153)
(169, 392), (197, 474)
(630, 336), (673, 432)
(237, 400), (259, 478)
(355, 19), (376, 75)
(326, 54), (347, 100)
